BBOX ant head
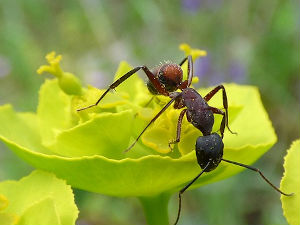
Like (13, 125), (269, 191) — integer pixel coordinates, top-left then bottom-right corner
(158, 63), (183, 92)
(195, 133), (223, 172)
(147, 63), (183, 95)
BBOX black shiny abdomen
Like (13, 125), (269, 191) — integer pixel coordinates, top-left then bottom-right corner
(195, 133), (224, 172)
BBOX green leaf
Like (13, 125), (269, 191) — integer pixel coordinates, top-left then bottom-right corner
(0, 170), (78, 225)
(0, 212), (19, 225)
(0, 194), (8, 211)
(0, 141), (273, 197)
(0, 105), (52, 154)
(48, 110), (134, 158)
(0, 195), (18, 225)
(37, 79), (73, 146)
(280, 139), (300, 225)
(18, 198), (61, 225)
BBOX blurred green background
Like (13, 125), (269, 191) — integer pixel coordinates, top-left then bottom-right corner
(0, 0), (299, 224)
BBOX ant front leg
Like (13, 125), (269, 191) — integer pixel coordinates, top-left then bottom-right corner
(204, 85), (236, 135)
(77, 66), (169, 111)
(169, 109), (187, 150)
(179, 55), (193, 89)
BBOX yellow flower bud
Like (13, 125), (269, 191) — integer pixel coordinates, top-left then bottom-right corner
(58, 72), (82, 95)
(179, 43), (207, 61)
(37, 52), (82, 95)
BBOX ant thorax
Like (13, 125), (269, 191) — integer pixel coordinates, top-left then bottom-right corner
(182, 88), (215, 136)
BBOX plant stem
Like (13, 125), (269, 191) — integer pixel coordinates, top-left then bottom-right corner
(139, 192), (171, 225)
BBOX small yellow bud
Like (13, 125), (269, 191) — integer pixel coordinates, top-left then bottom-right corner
(58, 72), (82, 95)
(192, 76), (199, 84)
(179, 43), (207, 61)
(37, 51), (63, 78)
(38, 52), (82, 95)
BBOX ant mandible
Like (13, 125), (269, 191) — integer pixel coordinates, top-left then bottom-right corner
(77, 55), (293, 225)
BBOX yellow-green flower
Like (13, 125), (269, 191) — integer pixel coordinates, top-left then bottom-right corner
(0, 43), (277, 225)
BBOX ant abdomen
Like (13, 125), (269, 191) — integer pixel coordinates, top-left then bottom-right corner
(195, 133), (224, 172)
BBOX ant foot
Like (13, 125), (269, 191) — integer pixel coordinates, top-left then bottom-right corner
(168, 141), (175, 151)
(168, 140), (179, 151)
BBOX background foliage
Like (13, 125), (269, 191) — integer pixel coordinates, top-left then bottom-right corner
(0, 0), (299, 224)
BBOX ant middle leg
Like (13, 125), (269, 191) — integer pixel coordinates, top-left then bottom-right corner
(204, 85), (236, 135)
(221, 159), (294, 196)
(77, 66), (169, 111)
(208, 106), (226, 138)
(169, 109), (187, 150)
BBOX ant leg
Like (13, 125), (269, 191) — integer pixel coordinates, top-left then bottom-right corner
(124, 92), (183, 153)
(187, 55), (193, 87)
(208, 107), (226, 138)
(179, 55), (193, 89)
(77, 66), (169, 111)
(173, 160), (211, 225)
(169, 109), (187, 150)
(204, 85), (236, 135)
(221, 159), (294, 196)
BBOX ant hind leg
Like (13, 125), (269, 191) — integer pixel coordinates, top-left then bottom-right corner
(221, 158), (294, 196)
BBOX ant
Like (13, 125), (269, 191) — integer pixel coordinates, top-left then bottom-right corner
(77, 56), (294, 225)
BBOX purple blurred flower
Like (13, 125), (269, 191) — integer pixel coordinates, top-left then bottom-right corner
(228, 61), (247, 83)
(194, 54), (225, 86)
(194, 53), (247, 86)
(0, 56), (11, 78)
(182, 0), (223, 12)
(182, 0), (201, 12)
(84, 70), (109, 89)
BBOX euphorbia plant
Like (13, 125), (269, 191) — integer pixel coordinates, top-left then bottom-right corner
(0, 44), (280, 225)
